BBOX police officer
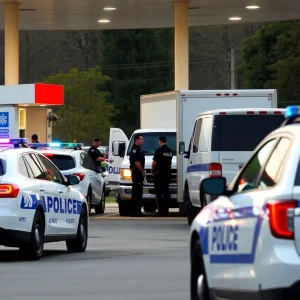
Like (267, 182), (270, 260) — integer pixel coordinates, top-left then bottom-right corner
(30, 134), (40, 150)
(88, 137), (106, 167)
(152, 136), (173, 216)
(129, 135), (145, 217)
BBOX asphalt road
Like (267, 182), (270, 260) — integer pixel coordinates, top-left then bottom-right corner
(0, 209), (190, 300)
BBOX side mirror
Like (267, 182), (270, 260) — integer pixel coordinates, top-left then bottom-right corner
(179, 141), (185, 155)
(112, 141), (126, 157)
(201, 177), (227, 196)
(68, 175), (80, 185)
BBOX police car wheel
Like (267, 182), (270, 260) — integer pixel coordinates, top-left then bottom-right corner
(191, 240), (211, 300)
(20, 210), (44, 260)
(66, 208), (88, 253)
(95, 188), (105, 214)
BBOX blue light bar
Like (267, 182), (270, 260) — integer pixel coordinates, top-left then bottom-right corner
(0, 138), (28, 144)
(285, 106), (300, 118)
(27, 142), (83, 149)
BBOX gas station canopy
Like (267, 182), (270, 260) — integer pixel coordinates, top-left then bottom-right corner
(0, 0), (299, 30)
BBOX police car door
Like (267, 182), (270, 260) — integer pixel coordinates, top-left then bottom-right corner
(206, 136), (292, 293)
(37, 154), (79, 235)
(108, 128), (129, 189)
(81, 152), (103, 203)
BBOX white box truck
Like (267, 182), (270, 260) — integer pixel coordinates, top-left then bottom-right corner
(108, 89), (279, 216)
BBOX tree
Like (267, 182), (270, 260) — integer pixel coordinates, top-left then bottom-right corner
(238, 20), (300, 106)
(42, 67), (118, 144)
(98, 29), (174, 136)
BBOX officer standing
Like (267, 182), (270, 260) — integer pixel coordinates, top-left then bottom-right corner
(152, 136), (173, 216)
(129, 135), (145, 217)
(88, 137), (106, 167)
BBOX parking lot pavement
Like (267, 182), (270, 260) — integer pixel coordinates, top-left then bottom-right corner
(95, 204), (186, 220)
(0, 215), (190, 300)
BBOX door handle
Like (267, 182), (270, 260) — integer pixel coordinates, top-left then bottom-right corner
(57, 189), (63, 194)
(39, 187), (45, 192)
(109, 159), (114, 163)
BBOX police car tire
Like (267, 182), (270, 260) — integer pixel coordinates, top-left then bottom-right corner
(95, 188), (105, 214)
(191, 240), (211, 300)
(66, 208), (88, 253)
(20, 210), (44, 260)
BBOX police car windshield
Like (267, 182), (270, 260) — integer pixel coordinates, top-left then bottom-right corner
(127, 132), (176, 156)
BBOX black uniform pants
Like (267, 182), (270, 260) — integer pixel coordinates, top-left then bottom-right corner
(131, 171), (144, 214)
(154, 171), (171, 214)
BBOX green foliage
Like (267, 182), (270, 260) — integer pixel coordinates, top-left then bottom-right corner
(239, 20), (300, 106)
(42, 67), (118, 144)
(98, 29), (174, 136)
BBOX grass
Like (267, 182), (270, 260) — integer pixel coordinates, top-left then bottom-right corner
(106, 195), (117, 203)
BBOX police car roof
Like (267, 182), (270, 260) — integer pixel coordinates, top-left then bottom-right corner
(40, 148), (79, 155)
(198, 108), (286, 117)
(266, 122), (300, 137)
(0, 146), (38, 156)
(133, 128), (176, 134)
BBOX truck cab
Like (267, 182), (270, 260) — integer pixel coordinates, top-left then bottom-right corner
(109, 128), (177, 216)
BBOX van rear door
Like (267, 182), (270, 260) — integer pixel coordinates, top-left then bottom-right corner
(212, 111), (285, 184)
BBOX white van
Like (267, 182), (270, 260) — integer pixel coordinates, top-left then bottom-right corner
(183, 108), (286, 224)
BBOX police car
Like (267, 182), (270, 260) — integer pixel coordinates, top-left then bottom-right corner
(29, 143), (107, 215)
(190, 106), (300, 300)
(0, 139), (88, 260)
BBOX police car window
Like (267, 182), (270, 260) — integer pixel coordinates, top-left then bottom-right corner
(18, 156), (29, 177)
(193, 119), (202, 153)
(82, 153), (96, 171)
(235, 139), (277, 193)
(257, 138), (291, 189)
(37, 155), (64, 184)
(23, 154), (47, 180)
(84, 154), (98, 172)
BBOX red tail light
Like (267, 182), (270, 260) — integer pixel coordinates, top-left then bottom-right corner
(42, 153), (55, 157)
(209, 163), (222, 178)
(267, 200), (297, 240)
(0, 184), (20, 198)
(73, 173), (85, 181)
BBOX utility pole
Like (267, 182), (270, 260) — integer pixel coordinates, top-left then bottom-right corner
(230, 48), (235, 89)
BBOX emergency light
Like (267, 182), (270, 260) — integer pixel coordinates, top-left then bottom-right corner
(0, 138), (29, 148)
(285, 106), (300, 118)
(27, 142), (83, 150)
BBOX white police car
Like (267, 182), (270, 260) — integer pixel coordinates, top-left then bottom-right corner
(28, 142), (107, 215)
(0, 139), (88, 260)
(190, 106), (300, 300)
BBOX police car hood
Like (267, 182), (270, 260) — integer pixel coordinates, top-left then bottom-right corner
(123, 155), (177, 169)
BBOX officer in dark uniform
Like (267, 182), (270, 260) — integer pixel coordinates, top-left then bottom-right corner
(129, 134), (145, 217)
(152, 136), (173, 216)
(88, 137), (106, 167)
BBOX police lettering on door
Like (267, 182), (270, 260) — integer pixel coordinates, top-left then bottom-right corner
(20, 194), (82, 215)
(211, 225), (239, 252)
(108, 166), (120, 174)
